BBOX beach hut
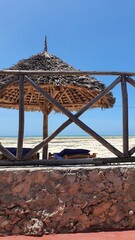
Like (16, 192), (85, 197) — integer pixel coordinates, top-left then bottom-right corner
(0, 39), (115, 159)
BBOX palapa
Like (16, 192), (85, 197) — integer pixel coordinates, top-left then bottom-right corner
(0, 49), (115, 111)
(0, 39), (115, 159)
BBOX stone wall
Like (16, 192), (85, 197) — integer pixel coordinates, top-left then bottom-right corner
(0, 165), (135, 236)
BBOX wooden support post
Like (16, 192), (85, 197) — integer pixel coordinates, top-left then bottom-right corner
(16, 75), (25, 160)
(121, 76), (129, 157)
(126, 77), (135, 156)
(43, 101), (48, 159)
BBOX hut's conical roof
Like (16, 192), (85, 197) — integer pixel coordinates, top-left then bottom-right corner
(0, 50), (115, 112)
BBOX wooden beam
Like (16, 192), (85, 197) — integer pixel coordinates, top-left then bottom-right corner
(77, 76), (121, 116)
(129, 146), (135, 156)
(23, 76), (123, 160)
(23, 118), (73, 160)
(43, 100), (49, 159)
(1, 69), (135, 76)
(16, 75), (24, 160)
(0, 144), (16, 160)
(0, 157), (135, 166)
(43, 112), (48, 159)
(47, 88), (60, 114)
(0, 76), (19, 95)
(126, 76), (135, 87)
(33, 93), (44, 111)
(121, 76), (129, 157)
(0, 101), (42, 109)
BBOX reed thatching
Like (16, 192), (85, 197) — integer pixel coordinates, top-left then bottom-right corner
(0, 50), (115, 112)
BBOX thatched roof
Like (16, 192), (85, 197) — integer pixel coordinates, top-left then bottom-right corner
(0, 50), (115, 112)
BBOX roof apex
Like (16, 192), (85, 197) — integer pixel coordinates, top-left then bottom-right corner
(44, 36), (48, 52)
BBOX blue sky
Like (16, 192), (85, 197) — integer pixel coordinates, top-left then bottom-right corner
(0, 0), (135, 136)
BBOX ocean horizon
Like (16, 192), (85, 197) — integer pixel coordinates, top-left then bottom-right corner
(0, 134), (135, 139)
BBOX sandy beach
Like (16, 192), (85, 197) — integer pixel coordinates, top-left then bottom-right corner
(0, 136), (135, 158)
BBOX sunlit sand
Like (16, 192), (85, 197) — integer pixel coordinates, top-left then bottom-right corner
(0, 136), (135, 159)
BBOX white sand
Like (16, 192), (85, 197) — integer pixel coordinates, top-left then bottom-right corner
(0, 136), (135, 158)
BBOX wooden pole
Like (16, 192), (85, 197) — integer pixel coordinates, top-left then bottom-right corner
(0, 144), (16, 160)
(1, 69), (135, 76)
(126, 76), (135, 88)
(1, 157), (135, 166)
(124, 76), (135, 157)
(121, 76), (129, 157)
(16, 75), (25, 160)
(129, 146), (135, 156)
(43, 100), (48, 159)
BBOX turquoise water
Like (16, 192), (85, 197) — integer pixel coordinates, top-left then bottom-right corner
(1, 135), (135, 139)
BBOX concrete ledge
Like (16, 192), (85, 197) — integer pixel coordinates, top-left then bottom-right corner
(0, 165), (135, 236)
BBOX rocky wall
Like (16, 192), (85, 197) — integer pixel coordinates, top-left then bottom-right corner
(0, 165), (135, 236)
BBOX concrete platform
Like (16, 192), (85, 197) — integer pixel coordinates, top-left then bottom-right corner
(0, 231), (135, 240)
